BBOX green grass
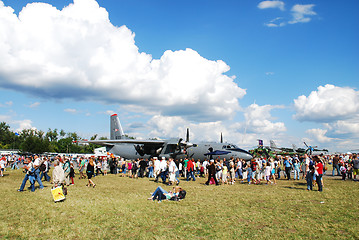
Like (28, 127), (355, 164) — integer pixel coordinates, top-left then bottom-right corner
(0, 169), (358, 239)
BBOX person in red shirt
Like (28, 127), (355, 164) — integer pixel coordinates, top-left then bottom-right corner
(186, 159), (196, 181)
(314, 156), (323, 192)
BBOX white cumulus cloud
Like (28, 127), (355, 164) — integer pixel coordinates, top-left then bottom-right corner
(259, 2), (317, 27)
(258, 1), (285, 11)
(64, 108), (78, 114)
(14, 119), (36, 132)
(324, 120), (359, 136)
(243, 103), (286, 134)
(0, 0), (245, 122)
(289, 4), (317, 24)
(294, 84), (359, 122)
(306, 128), (333, 143)
(28, 102), (40, 108)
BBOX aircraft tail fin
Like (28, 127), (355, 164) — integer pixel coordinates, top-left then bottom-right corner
(270, 140), (277, 149)
(110, 114), (125, 140)
(292, 144), (297, 151)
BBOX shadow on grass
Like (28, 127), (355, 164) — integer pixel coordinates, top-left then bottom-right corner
(293, 182), (306, 186)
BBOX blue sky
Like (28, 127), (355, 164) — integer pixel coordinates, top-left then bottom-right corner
(0, 0), (358, 152)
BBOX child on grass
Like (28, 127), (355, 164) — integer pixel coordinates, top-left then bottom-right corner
(265, 162), (272, 185)
(69, 163), (75, 185)
(340, 164), (347, 181)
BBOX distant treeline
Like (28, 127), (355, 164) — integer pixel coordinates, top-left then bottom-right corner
(0, 122), (105, 154)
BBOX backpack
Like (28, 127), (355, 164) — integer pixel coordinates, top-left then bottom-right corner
(309, 161), (315, 170)
(178, 190), (186, 200)
(39, 163), (46, 172)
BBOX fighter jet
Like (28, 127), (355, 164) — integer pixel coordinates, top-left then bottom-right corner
(81, 114), (252, 161)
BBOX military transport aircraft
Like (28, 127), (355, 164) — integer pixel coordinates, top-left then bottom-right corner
(81, 114), (252, 161)
(270, 140), (328, 155)
(269, 140), (296, 153)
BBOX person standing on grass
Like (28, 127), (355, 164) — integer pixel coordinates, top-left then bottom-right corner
(352, 154), (359, 181)
(269, 158), (277, 184)
(332, 155), (341, 176)
(205, 160), (219, 185)
(102, 158), (109, 176)
(52, 160), (65, 188)
(250, 158), (258, 184)
(96, 160), (104, 176)
(186, 159), (196, 181)
(148, 158), (154, 178)
(235, 158), (243, 181)
(202, 159), (208, 177)
(183, 158), (189, 179)
(17, 157), (35, 192)
(0, 156), (6, 177)
(265, 162), (273, 185)
(33, 155), (44, 190)
(283, 156), (292, 180)
(86, 158), (96, 187)
(40, 157), (51, 182)
(131, 159), (138, 179)
(222, 163), (228, 184)
(62, 157), (71, 186)
(159, 157), (168, 183)
(314, 156), (323, 192)
(78, 157), (86, 179)
(139, 158), (148, 178)
(69, 163), (75, 185)
(153, 157), (161, 182)
(306, 165), (314, 191)
(215, 160), (223, 182)
(340, 163), (347, 180)
(120, 160), (127, 177)
(293, 158), (300, 180)
(168, 158), (179, 185)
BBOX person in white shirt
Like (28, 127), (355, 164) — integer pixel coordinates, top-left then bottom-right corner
(159, 157), (168, 184)
(168, 158), (178, 185)
(52, 160), (65, 187)
(265, 162), (273, 184)
(153, 157), (161, 182)
(0, 157), (6, 177)
(33, 155), (44, 189)
(202, 159), (208, 177)
(17, 158), (36, 192)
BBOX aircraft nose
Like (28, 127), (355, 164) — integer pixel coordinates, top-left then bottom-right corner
(243, 152), (253, 160)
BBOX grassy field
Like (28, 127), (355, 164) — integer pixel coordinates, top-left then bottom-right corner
(0, 169), (358, 240)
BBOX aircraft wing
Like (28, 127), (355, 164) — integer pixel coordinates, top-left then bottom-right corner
(80, 139), (166, 146)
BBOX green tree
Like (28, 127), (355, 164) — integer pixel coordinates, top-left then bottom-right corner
(20, 129), (50, 154)
(0, 122), (13, 147)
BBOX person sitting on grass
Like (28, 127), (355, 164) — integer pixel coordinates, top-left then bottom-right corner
(147, 186), (186, 202)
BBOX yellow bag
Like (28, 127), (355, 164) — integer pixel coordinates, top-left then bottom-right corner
(51, 186), (66, 202)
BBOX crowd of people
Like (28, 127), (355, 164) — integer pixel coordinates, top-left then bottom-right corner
(0, 151), (358, 195)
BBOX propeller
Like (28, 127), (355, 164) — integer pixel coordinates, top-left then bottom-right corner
(171, 129), (193, 158)
(182, 128), (193, 148)
(186, 128), (190, 142)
